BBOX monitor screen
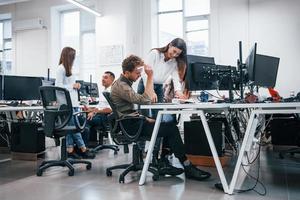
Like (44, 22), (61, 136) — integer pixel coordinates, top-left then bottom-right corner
(76, 81), (99, 98)
(4, 75), (42, 101)
(76, 80), (89, 97)
(0, 75), (3, 100)
(253, 54), (280, 88)
(187, 55), (215, 65)
(41, 77), (55, 86)
(246, 43), (280, 87)
(217, 65), (240, 91)
(87, 83), (99, 98)
(187, 62), (219, 91)
(246, 43), (257, 82)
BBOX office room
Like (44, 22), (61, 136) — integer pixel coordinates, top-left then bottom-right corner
(0, 0), (299, 199)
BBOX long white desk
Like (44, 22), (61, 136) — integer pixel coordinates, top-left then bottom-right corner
(138, 102), (300, 195)
(0, 106), (43, 112)
(0, 105), (44, 161)
(227, 102), (300, 194)
(138, 103), (231, 192)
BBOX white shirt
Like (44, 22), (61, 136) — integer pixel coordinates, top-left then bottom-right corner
(55, 64), (79, 107)
(97, 86), (111, 108)
(141, 49), (181, 92)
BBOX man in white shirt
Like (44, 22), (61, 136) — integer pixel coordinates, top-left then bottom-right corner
(85, 71), (115, 145)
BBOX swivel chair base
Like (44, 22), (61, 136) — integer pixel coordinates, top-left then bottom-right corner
(106, 144), (159, 183)
(36, 138), (92, 176)
(279, 147), (300, 159)
(93, 144), (119, 155)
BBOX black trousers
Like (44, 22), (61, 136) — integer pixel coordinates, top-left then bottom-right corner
(123, 119), (187, 163)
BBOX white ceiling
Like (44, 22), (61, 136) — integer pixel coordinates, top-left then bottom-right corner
(0, 0), (31, 6)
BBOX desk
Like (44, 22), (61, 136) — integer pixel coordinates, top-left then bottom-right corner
(228, 102), (300, 194)
(0, 106), (44, 154)
(138, 103), (231, 192)
(139, 102), (300, 195)
(0, 106), (43, 112)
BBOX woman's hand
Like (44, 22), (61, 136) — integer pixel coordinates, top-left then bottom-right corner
(175, 90), (188, 99)
(146, 117), (156, 123)
(150, 91), (158, 103)
(73, 83), (81, 90)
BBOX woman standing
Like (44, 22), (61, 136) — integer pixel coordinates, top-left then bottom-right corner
(138, 38), (189, 103)
(137, 38), (189, 176)
(56, 47), (95, 159)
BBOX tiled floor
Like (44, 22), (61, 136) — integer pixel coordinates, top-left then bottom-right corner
(0, 145), (299, 200)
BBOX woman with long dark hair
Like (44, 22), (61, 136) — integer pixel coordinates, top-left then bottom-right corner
(137, 38), (190, 176)
(138, 38), (189, 103)
(56, 47), (95, 159)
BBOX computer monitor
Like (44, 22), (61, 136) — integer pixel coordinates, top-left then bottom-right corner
(186, 55), (217, 91)
(187, 55), (215, 65)
(217, 65), (240, 91)
(87, 83), (99, 98)
(0, 75), (3, 100)
(246, 43), (280, 88)
(76, 81), (99, 98)
(41, 77), (55, 86)
(246, 43), (257, 82)
(3, 75), (43, 101)
(76, 81), (88, 97)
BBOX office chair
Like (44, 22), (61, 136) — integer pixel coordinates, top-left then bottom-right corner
(36, 86), (92, 176)
(102, 92), (159, 183)
(90, 121), (119, 155)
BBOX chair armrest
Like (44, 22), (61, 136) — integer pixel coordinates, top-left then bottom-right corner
(118, 115), (145, 142)
(73, 111), (87, 131)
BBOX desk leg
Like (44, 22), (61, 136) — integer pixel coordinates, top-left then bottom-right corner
(228, 112), (259, 194)
(139, 112), (162, 185)
(199, 110), (229, 193)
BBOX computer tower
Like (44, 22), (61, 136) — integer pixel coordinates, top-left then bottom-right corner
(184, 120), (224, 156)
(270, 118), (300, 146)
(11, 122), (45, 153)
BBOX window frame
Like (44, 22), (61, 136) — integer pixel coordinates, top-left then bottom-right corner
(0, 18), (12, 74)
(59, 9), (96, 80)
(157, 0), (210, 56)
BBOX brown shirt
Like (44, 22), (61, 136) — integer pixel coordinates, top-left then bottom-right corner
(111, 74), (151, 118)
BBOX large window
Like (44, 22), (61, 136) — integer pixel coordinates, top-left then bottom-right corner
(0, 19), (12, 74)
(158, 0), (210, 56)
(60, 10), (96, 81)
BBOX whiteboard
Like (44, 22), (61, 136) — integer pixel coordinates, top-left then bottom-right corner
(99, 45), (123, 66)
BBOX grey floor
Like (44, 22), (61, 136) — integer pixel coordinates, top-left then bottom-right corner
(0, 145), (299, 200)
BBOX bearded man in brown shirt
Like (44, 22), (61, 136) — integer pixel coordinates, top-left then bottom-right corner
(111, 55), (211, 181)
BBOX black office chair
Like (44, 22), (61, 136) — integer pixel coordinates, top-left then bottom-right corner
(90, 121), (119, 155)
(36, 86), (92, 176)
(102, 92), (159, 183)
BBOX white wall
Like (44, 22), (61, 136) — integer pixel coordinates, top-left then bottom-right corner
(249, 0), (300, 97)
(0, 0), (299, 97)
(95, 0), (147, 90)
(210, 0), (300, 97)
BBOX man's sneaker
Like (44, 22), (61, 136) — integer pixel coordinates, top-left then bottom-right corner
(67, 151), (82, 159)
(79, 150), (96, 159)
(184, 164), (211, 181)
(158, 158), (184, 176)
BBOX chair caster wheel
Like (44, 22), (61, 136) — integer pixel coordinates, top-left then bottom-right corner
(106, 170), (112, 177)
(36, 170), (43, 176)
(279, 153), (284, 159)
(152, 175), (159, 181)
(114, 150), (118, 155)
(119, 177), (125, 183)
(86, 164), (92, 170)
(68, 169), (75, 176)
